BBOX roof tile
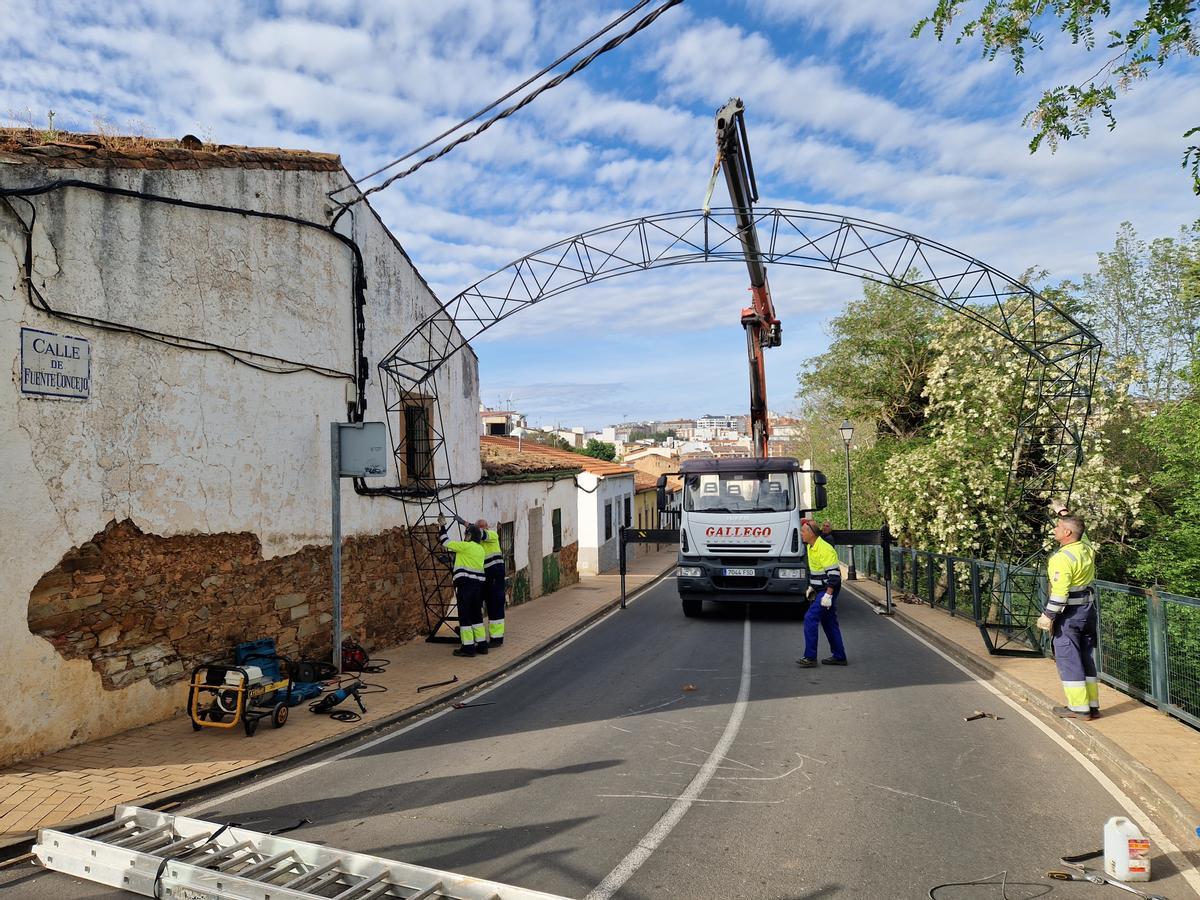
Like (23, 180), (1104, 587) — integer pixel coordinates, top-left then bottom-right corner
(481, 436), (635, 478)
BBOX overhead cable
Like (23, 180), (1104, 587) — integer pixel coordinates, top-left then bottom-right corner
(329, 0), (655, 198)
(333, 0), (684, 218)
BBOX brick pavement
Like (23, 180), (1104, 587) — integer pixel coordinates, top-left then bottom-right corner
(0, 549), (677, 847)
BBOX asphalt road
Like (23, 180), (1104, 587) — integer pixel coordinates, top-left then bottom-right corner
(6, 578), (1197, 899)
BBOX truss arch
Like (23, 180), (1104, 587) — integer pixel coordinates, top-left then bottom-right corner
(378, 208), (1100, 654)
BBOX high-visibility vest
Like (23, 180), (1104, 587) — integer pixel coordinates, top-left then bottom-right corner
(806, 537), (841, 590)
(1045, 539), (1096, 617)
(440, 526), (485, 584)
(480, 529), (504, 573)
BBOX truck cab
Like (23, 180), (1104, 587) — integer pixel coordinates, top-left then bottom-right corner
(663, 457), (827, 617)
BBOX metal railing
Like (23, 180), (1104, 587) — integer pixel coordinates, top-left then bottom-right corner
(836, 544), (1200, 731)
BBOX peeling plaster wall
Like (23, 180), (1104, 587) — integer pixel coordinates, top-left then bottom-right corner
(0, 161), (480, 765)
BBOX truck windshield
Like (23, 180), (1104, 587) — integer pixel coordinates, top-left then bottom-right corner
(683, 472), (794, 513)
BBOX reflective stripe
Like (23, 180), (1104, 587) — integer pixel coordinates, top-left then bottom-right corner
(1062, 680), (1090, 712)
(453, 568), (486, 582)
(484, 557), (505, 570)
(472, 624), (486, 643)
(489, 619), (505, 638)
(460, 629), (474, 647)
(1086, 677), (1100, 708)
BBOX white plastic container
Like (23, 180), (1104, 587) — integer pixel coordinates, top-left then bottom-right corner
(1104, 816), (1151, 882)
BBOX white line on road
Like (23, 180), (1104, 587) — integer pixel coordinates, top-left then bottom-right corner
(859, 591), (1200, 898)
(584, 614), (752, 900)
(188, 572), (667, 816)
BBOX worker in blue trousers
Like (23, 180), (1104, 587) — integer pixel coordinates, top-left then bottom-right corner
(1037, 513), (1100, 719)
(796, 519), (848, 668)
(439, 518), (487, 658)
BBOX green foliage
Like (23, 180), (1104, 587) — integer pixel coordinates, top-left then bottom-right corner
(1132, 355), (1200, 593)
(580, 438), (616, 461)
(913, 1), (1200, 193)
(1066, 221), (1200, 401)
(797, 274), (942, 439)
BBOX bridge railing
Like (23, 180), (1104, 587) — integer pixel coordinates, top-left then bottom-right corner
(836, 544), (1200, 731)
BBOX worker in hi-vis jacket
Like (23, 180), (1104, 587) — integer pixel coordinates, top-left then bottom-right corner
(439, 517), (487, 658)
(796, 518), (848, 668)
(1036, 513), (1099, 719)
(474, 519), (507, 647)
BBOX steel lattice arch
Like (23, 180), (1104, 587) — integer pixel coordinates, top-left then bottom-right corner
(378, 208), (1101, 654)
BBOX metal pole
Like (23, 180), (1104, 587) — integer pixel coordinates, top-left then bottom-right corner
(619, 525), (627, 609)
(330, 423), (343, 673)
(844, 439), (857, 580)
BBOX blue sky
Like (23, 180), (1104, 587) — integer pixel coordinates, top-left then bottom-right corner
(4, 0), (1198, 429)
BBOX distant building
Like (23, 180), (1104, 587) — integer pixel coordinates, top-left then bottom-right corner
(480, 407), (527, 436)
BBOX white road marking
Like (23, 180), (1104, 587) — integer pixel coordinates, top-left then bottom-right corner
(857, 591), (1200, 897)
(866, 783), (993, 819)
(188, 571), (668, 815)
(584, 615), (752, 900)
(596, 793), (784, 804)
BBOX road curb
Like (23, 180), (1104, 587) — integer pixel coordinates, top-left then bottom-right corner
(0, 563), (676, 863)
(852, 584), (1200, 844)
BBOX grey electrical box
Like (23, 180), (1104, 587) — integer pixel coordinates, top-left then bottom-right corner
(336, 422), (388, 477)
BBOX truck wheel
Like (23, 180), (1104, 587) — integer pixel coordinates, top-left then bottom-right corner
(681, 596), (703, 617)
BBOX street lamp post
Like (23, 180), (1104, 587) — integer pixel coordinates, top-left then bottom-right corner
(839, 420), (857, 581)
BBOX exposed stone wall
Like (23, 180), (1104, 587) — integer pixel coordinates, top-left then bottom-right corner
(27, 519), (438, 691)
(508, 541), (578, 607)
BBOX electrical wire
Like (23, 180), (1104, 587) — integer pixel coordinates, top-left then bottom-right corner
(333, 0), (684, 216)
(329, 0), (655, 198)
(927, 870), (1053, 899)
(1, 180), (369, 403)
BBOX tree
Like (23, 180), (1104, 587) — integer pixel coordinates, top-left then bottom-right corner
(881, 302), (1144, 558)
(1132, 353), (1200, 594)
(1067, 221), (1200, 401)
(913, 2), (1200, 193)
(580, 438), (616, 461)
(797, 274), (942, 439)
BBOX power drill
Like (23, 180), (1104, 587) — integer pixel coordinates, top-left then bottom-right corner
(310, 681), (366, 716)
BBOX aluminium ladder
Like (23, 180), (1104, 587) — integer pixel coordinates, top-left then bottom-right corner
(34, 805), (569, 900)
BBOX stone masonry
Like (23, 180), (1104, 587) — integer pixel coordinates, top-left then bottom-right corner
(27, 519), (443, 691)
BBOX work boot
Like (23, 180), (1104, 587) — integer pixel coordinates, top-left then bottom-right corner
(1088, 708), (1101, 720)
(821, 656), (848, 666)
(453, 646), (476, 658)
(491, 637), (503, 647)
(476, 642), (489, 655)
(1052, 705), (1092, 720)
(795, 657), (817, 668)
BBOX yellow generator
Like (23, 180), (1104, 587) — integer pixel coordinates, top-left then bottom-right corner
(187, 654), (293, 738)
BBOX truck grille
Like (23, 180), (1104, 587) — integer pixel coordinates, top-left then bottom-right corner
(705, 543), (772, 554)
(713, 575), (769, 591)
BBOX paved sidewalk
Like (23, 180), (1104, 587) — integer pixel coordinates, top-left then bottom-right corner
(845, 573), (1200, 842)
(0, 549), (677, 850)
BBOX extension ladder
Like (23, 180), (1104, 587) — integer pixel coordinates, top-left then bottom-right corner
(34, 805), (569, 900)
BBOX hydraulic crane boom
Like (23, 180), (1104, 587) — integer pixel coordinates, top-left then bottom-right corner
(714, 98), (780, 458)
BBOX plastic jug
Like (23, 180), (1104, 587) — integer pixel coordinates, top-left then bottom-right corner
(1104, 816), (1151, 882)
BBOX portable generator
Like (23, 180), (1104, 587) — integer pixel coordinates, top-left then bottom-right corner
(187, 651), (293, 737)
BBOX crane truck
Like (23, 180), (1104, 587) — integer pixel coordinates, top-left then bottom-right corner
(659, 98), (829, 617)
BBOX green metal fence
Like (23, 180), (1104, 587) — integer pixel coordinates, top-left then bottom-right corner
(836, 544), (1200, 731)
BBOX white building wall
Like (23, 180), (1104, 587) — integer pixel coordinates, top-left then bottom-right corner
(575, 473), (635, 575)
(452, 479), (578, 574)
(0, 161), (480, 761)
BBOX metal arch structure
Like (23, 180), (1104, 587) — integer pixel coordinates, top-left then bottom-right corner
(377, 208), (1101, 654)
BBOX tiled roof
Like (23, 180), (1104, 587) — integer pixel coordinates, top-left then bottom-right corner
(480, 437), (583, 478)
(634, 473), (658, 492)
(0, 128), (341, 172)
(481, 436), (635, 478)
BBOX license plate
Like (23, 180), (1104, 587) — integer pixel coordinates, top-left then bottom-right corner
(723, 567), (755, 577)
